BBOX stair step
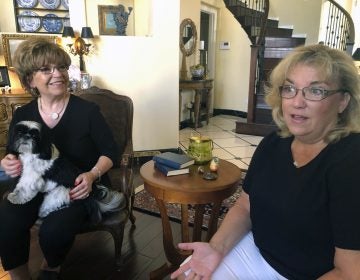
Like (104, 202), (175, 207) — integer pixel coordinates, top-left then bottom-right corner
(265, 37), (306, 48)
(254, 108), (274, 124)
(263, 57), (282, 69)
(265, 27), (293, 37)
(235, 121), (277, 136)
(264, 47), (294, 58)
(266, 18), (279, 28)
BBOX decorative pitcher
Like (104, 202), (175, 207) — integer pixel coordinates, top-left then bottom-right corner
(187, 136), (213, 165)
(80, 73), (92, 89)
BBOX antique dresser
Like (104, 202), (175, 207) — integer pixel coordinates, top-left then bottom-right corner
(0, 89), (33, 159)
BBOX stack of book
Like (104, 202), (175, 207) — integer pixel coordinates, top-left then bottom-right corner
(153, 152), (195, 176)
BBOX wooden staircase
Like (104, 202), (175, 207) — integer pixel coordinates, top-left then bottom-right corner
(223, 0), (355, 136)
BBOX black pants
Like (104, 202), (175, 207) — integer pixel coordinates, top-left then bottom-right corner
(0, 192), (89, 270)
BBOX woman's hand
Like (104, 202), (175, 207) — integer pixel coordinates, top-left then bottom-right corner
(170, 242), (223, 280)
(69, 171), (95, 200)
(1, 154), (22, 178)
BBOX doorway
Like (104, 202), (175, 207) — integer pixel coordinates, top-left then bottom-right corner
(200, 4), (217, 113)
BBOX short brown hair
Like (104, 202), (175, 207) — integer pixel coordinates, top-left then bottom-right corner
(13, 37), (71, 95)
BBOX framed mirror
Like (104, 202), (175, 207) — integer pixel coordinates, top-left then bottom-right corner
(180, 18), (197, 56)
(180, 18), (197, 80)
(1, 33), (57, 70)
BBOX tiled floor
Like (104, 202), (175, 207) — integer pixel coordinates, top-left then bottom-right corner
(179, 115), (263, 170)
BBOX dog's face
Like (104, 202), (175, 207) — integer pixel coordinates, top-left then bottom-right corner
(9, 121), (52, 159)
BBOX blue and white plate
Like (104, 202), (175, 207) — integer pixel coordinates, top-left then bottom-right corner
(39, 0), (60, 9)
(61, 0), (69, 9)
(18, 11), (41, 32)
(16, 0), (38, 8)
(42, 14), (63, 33)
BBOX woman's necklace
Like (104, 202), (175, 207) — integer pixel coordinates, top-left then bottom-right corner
(38, 96), (66, 120)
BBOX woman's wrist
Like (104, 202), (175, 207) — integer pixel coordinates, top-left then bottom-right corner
(90, 166), (101, 182)
(209, 240), (227, 258)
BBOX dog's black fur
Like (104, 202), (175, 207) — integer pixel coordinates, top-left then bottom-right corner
(7, 121), (100, 223)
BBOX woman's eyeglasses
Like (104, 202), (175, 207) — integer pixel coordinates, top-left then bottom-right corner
(279, 85), (345, 101)
(34, 65), (69, 75)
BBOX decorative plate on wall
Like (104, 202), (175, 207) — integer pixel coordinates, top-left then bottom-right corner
(39, 0), (60, 9)
(42, 14), (63, 33)
(18, 11), (41, 32)
(16, 0), (38, 8)
(61, 0), (69, 9)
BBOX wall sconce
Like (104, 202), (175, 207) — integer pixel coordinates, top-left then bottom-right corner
(62, 26), (94, 72)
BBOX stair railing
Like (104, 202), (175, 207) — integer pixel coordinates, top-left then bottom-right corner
(324, 0), (355, 54)
(223, 0), (269, 46)
(223, 0), (269, 123)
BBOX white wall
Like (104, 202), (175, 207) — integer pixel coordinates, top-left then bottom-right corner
(269, 0), (323, 44)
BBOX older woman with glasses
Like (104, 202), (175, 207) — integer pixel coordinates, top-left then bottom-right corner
(171, 44), (360, 280)
(0, 37), (117, 280)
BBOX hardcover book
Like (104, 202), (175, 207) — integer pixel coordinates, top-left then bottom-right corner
(154, 162), (189, 176)
(153, 152), (194, 169)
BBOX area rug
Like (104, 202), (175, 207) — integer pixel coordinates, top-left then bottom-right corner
(133, 172), (246, 229)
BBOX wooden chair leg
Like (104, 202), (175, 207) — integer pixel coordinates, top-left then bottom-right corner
(108, 224), (126, 267)
(129, 194), (136, 225)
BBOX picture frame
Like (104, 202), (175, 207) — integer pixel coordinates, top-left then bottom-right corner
(98, 5), (134, 36)
(98, 5), (121, 35)
(1, 33), (57, 70)
(0, 66), (11, 87)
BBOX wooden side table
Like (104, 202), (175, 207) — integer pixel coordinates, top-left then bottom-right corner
(140, 159), (242, 280)
(179, 79), (213, 129)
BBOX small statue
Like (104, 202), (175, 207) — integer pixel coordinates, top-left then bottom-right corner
(113, 5), (133, 36)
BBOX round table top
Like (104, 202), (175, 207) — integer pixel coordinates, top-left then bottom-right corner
(140, 159), (242, 204)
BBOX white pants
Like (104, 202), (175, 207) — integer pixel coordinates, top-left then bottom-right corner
(183, 232), (287, 280)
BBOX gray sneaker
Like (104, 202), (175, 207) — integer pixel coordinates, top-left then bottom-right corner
(95, 184), (125, 213)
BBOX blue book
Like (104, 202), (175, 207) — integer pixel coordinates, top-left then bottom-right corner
(153, 152), (194, 169)
(154, 162), (189, 176)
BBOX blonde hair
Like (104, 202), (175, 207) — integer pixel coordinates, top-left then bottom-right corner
(13, 37), (71, 96)
(265, 44), (360, 143)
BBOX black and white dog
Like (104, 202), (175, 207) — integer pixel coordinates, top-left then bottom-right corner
(6, 120), (98, 219)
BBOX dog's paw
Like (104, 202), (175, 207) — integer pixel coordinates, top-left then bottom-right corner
(7, 191), (23, 204)
(7, 190), (32, 204)
(39, 204), (67, 218)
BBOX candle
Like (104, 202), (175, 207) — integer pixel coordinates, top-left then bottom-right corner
(199, 40), (204, 50)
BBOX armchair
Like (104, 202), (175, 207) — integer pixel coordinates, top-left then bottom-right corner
(77, 86), (136, 267)
(0, 86), (136, 269)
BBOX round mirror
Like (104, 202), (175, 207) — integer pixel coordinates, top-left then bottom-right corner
(180, 18), (197, 57)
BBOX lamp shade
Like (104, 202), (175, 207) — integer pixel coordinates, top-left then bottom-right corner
(62, 26), (75, 38)
(353, 48), (360, 61)
(81, 27), (94, 39)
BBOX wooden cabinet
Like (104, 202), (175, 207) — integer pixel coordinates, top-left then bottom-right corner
(0, 90), (33, 159)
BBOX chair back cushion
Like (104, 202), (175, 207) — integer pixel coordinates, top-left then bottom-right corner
(77, 86), (133, 167)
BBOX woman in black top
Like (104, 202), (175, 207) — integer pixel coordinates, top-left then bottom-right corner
(172, 45), (360, 279)
(0, 37), (117, 279)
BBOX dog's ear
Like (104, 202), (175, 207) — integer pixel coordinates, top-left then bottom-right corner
(38, 127), (53, 160)
(8, 123), (21, 155)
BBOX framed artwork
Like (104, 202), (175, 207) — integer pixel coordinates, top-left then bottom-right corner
(1, 34), (57, 70)
(0, 66), (11, 87)
(98, 5), (133, 36)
